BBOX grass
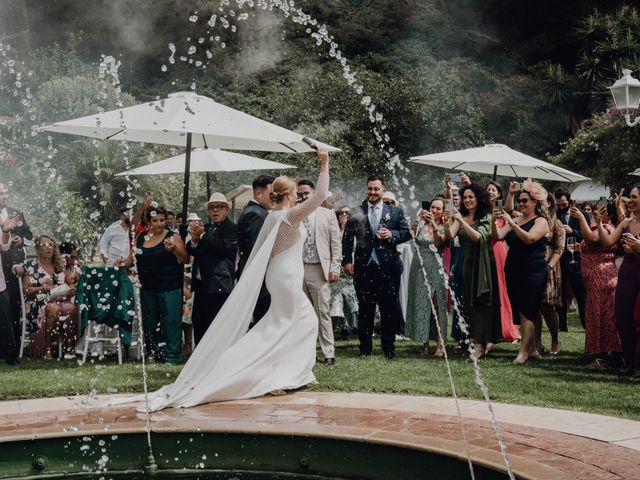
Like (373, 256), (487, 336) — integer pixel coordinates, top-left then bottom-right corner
(1, 315), (639, 421)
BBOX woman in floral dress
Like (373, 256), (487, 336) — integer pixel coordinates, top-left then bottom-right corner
(539, 193), (564, 354)
(571, 203), (621, 367)
(405, 198), (448, 356)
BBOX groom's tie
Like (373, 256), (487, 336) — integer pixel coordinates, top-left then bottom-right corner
(368, 204), (381, 266)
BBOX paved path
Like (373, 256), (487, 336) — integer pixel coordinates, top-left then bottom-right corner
(1, 392), (639, 479)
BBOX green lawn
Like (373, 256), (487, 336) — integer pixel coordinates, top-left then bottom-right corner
(1, 315), (638, 421)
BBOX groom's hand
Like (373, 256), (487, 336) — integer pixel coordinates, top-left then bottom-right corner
(377, 227), (392, 240)
(328, 272), (339, 283)
(344, 263), (354, 276)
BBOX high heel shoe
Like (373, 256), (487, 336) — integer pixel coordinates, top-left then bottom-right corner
(512, 354), (527, 364)
(421, 344), (430, 356)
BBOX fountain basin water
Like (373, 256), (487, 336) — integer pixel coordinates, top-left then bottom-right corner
(0, 432), (509, 479)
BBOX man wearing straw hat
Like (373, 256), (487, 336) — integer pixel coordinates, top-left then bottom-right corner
(187, 192), (238, 345)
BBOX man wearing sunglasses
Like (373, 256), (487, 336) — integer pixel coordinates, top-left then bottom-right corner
(187, 192), (239, 345)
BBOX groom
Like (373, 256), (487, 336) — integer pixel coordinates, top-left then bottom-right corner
(342, 175), (411, 359)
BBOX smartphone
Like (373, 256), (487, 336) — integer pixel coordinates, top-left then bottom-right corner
(512, 182), (521, 191)
(302, 137), (318, 150)
(596, 196), (609, 209)
(445, 199), (455, 215)
(448, 172), (462, 183)
(495, 199), (503, 211)
(296, 192), (305, 202)
(421, 200), (431, 211)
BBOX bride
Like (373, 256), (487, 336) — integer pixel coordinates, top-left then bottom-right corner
(127, 148), (330, 412)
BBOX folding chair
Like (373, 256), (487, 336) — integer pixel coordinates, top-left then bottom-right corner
(80, 318), (123, 365)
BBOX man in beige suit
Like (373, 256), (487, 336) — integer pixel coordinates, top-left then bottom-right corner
(297, 180), (342, 365)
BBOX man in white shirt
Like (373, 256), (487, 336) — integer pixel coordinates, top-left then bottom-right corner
(99, 208), (131, 265)
(298, 179), (342, 365)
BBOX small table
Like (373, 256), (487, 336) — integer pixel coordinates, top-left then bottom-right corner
(75, 266), (134, 346)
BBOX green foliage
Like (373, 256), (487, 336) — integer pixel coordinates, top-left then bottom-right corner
(551, 110), (640, 190)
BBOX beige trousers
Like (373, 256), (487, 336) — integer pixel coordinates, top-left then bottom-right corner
(303, 263), (335, 359)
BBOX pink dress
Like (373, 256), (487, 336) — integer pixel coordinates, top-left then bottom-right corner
(492, 218), (520, 342)
(581, 225), (621, 354)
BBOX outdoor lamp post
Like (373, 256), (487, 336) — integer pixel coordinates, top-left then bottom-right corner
(609, 69), (640, 127)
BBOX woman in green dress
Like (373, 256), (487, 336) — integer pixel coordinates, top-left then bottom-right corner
(405, 197), (448, 356)
(443, 183), (501, 358)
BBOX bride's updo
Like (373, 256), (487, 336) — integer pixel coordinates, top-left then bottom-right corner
(269, 176), (297, 203)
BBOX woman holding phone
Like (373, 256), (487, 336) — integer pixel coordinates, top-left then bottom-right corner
(444, 183), (501, 358)
(486, 181), (519, 345)
(594, 186), (640, 376)
(569, 202), (621, 367)
(492, 180), (550, 364)
(405, 197), (448, 357)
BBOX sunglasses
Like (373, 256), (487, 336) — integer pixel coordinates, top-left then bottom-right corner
(338, 211), (350, 216)
(208, 204), (227, 211)
(517, 198), (530, 204)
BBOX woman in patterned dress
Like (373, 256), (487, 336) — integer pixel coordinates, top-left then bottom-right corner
(570, 203), (621, 367)
(23, 235), (78, 359)
(539, 193), (564, 355)
(405, 197), (448, 356)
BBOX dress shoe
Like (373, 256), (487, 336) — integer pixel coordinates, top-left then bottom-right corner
(359, 353), (370, 358)
(384, 352), (395, 360)
(6, 357), (20, 366)
(323, 358), (336, 366)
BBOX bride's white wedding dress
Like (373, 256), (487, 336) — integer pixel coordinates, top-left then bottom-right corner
(119, 171), (329, 412)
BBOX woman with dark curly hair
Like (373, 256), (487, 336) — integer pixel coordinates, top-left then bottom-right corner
(444, 183), (501, 358)
(493, 180), (550, 364)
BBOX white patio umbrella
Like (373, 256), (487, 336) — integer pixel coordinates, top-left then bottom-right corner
(116, 148), (295, 198)
(40, 91), (339, 217)
(410, 144), (590, 182)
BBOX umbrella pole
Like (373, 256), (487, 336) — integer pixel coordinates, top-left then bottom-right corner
(206, 172), (211, 198)
(492, 165), (497, 181)
(181, 132), (193, 221)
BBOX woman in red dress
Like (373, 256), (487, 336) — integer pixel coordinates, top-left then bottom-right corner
(570, 204), (621, 367)
(487, 181), (520, 344)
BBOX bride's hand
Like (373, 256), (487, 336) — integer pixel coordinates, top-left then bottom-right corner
(317, 148), (329, 163)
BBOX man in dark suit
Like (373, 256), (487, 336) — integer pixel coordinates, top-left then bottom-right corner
(555, 188), (587, 331)
(0, 183), (33, 344)
(187, 192), (238, 345)
(236, 175), (274, 327)
(342, 175), (411, 359)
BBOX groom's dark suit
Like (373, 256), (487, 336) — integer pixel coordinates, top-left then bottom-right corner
(342, 201), (411, 357)
(236, 200), (271, 327)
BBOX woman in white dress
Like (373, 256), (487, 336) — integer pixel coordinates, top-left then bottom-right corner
(127, 149), (330, 412)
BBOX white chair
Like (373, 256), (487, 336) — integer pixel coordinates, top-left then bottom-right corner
(80, 317), (123, 365)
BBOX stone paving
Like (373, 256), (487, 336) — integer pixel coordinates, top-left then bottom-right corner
(1, 392), (639, 479)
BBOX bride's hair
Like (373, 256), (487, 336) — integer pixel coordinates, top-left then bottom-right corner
(269, 176), (297, 203)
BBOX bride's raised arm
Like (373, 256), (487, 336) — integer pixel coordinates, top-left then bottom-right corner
(286, 149), (330, 225)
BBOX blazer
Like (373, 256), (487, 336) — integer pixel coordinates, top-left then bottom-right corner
(0, 207), (33, 268)
(342, 201), (411, 277)
(307, 207), (342, 282)
(236, 200), (269, 279)
(187, 217), (238, 295)
(557, 207), (585, 269)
